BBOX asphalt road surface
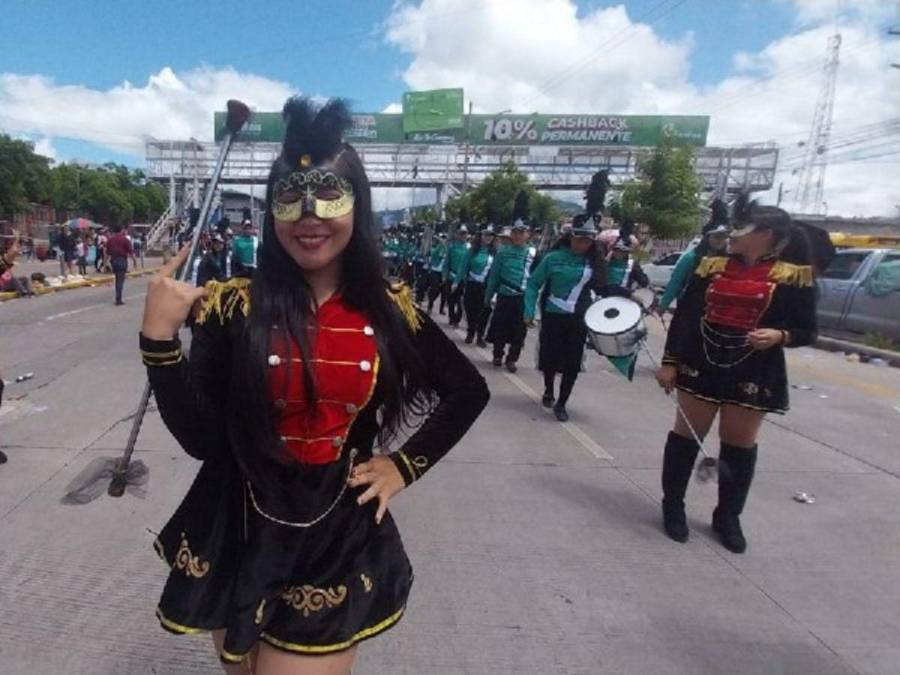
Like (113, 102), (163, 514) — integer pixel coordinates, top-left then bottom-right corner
(1, 279), (899, 674)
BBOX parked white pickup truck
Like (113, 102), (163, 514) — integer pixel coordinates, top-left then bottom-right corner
(817, 248), (900, 341)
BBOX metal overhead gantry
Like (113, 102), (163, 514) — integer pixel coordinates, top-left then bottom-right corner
(146, 139), (779, 193)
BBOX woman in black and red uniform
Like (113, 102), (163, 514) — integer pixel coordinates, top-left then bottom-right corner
(139, 97), (489, 674)
(655, 195), (817, 554)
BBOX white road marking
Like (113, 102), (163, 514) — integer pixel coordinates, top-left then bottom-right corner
(45, 293), (145, 321)
(452, 326), (614, 461)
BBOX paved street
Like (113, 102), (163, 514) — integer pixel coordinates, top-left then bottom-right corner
(1, 280), (899, 674)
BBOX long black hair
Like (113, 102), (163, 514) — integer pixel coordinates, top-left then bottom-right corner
(231, 97), (433, 465)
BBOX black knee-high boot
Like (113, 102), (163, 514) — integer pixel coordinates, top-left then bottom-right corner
(713, 442), (758, 553)
(661, 431), (700, 542)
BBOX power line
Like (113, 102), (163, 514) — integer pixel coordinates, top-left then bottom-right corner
(522, 0), (690, 108)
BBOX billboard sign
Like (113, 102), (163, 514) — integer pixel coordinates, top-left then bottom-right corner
(215, 112), (709, 147)
(401, 88), (465, 133)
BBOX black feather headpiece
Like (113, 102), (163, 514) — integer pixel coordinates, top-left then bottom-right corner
(585, 170), (609, 216)
(512, 190), (530, 224)
(281, 97), (353, 167)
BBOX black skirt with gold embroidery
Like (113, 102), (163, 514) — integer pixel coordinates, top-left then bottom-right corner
(662, 255), (818, 415)
(152, 451), (413, 664)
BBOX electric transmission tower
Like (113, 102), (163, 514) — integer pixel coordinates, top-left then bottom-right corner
(793, 32), (841, 214)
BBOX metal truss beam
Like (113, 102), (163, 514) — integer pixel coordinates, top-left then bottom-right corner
(146, 140), (779, 195)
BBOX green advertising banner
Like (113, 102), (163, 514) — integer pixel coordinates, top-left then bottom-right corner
(215, 112), (709, 147)
(402, 88), (464, 133)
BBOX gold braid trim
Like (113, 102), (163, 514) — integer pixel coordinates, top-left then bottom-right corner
(196, 277), (252, 325)
(388, 283), (423, 333)
(769, 260), (813, 287)
(694, 256), (728, 278)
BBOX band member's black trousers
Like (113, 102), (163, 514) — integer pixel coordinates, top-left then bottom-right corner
(543, 370), (578, 407)
(447, 282), (464, 325)
(489, 295), (526, 364)
(426, 271), (445, 313)
(463, 281), (490, 340)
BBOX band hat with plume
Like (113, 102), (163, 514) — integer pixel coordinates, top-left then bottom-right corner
(570, 213), (599, 237)
(703, 223), (729, 236)
(511, 218), (529, 231)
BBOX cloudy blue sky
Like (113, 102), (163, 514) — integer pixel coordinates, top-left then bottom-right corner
(1, 0), (897, 215)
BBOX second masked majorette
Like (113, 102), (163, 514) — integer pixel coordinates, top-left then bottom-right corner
(524, 214), (605, 422)
(656, 194), (819, 554)
(460, 224), (497, 346)
(484, 219), (534, 372)
(140, 97), (489, 671)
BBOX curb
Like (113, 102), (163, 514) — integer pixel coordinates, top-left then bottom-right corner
(0, 267), (160, 303)
(815, 335), (900, 366)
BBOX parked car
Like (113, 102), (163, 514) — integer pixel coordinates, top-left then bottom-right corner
(644, 251), (685, 289)
(817, 248), (900, 341)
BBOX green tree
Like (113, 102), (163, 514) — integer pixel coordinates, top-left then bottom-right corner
(618, 136), (702, 238)
(445, 162), (560, 226)
(0, 135), (52, 218)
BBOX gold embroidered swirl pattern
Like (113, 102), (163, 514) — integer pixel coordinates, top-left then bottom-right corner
(174, 533), (210, 578)
(281, 584), (348, 617)
(360, 574), (373, 593)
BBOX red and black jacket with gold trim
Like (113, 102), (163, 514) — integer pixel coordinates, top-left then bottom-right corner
(140, 278), (489, 487)
(663, 254), (818, 368)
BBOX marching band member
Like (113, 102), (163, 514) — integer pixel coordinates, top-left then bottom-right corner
(484, 219), (534, 372)
(460, 224), (496, 346)
(524, 215), (605, 422)
(656, 195), (817, 553)
(140, 97), (488, 673)
(443, 225), (470, 328)
(425, 232), (448, 315)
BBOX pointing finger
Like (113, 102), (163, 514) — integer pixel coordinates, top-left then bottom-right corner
(157, 245), (192, 279)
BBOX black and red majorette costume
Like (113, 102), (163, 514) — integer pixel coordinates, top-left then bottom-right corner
(662, 254), (817, 413)
(659, 252), (817, 551)
(140, 280), (488, 665)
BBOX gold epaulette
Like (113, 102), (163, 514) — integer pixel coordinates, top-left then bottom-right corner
(769, 261), (813, 287)
(388, 283), (423, 333)
(196, 277), (252, 325)
(694, 256), (728, 278)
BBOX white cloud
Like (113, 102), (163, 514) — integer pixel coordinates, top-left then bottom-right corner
(384, 0), (900, 216)
(778, 0), (896, 27)
(32, 137), (57, 162)
(0, 66), (297, 157)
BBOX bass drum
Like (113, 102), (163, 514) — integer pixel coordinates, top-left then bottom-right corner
(584, 296), (647, 357)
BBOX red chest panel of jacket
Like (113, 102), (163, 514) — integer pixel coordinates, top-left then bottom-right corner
(704, 259), (776, 331)
(267, 296), (378, 464)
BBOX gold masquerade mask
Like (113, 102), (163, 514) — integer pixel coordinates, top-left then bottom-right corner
(272, 168), (355, 221)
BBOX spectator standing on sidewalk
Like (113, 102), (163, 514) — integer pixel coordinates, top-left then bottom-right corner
(107, 224), (136, 305)
(95, 229), (109, 273)
(76, 236), (89, 275)
(57, 227), (76, 277)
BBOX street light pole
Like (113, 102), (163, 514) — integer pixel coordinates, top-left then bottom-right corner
(461, 101), (474, 193)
